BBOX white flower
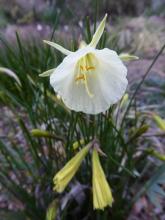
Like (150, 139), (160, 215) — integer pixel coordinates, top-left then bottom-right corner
(44, 14), (128, 114)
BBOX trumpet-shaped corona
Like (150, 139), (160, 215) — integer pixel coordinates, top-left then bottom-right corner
(43, 14), (128, 114)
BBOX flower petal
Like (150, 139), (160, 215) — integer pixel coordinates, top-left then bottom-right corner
(50, 47), (127, 114)
(39, 68), (55, 77)
(51, 62), (108, 114)
(89, 14), (107, 48)
(43, 40), (72, 55)
(50, 50), (107, 114)
(94, 48), (128, 106)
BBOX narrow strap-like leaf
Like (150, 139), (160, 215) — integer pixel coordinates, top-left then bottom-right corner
(0, 67), (21, 86)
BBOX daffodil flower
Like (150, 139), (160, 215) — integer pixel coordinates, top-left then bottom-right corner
(53, 144), (90, 193)
(44, 14), (128, 114)
(92, 149), (113, 210)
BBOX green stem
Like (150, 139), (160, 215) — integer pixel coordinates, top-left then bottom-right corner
(108, 154), (135, 177)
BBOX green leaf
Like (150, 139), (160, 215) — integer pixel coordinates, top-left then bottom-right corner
(0, 67), (21, 86)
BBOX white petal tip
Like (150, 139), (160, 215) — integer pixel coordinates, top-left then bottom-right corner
(102, 14), (107, 23)
(42, 40), (72, 55)
(89, 14), (108, 48)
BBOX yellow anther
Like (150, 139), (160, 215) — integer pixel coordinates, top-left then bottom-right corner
(75, 74), (85, 82)
(86, 66), (95, 71)
(80, 65), (84, 71)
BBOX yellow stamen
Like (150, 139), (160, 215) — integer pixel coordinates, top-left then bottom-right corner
(75, 74), (85, 82)
(86, 66), (95, 71)
(83, 72), (94, 98)
(80, 65), (84, 71)
(75, 71), (94, 97)
(76, 66), (95, 82)
(75, 53), (96, 97)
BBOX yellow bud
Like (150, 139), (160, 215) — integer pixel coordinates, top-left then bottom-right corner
(72, 139), (85, 150)
(147, 148), (165, 161)
(53, 144), (91, 193)
(31, 129), (64, 141)
(130, 124), (149, 140)
(153, 114), (165, 131)
(46, 200), (58, 220)
(31, 129), (53, 138)
(120, 93), (129, 108)
(119, 53), (139, 62)
(92, 149), (113, 210)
